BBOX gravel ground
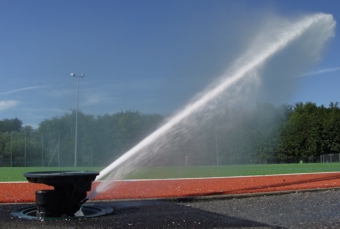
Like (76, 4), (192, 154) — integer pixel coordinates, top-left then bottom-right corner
(1, 188), (340, 228)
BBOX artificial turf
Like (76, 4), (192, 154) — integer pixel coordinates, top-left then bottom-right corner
(1, 163), (339, 182)
(0, 167), (102, 182)
(126, 163), (340, 179)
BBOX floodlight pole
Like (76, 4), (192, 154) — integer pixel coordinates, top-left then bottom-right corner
(41, 133), (44, 167)
(58, 130), (61, 167)
(71, 73), (85, 167)
(25, 131), (27, 167)
(10, 131), (13, 167)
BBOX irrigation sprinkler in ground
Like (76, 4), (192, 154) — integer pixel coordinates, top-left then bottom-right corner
(11, 171), (113, 220)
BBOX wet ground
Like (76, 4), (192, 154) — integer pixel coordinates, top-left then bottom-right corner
(2, 188), (340, 228)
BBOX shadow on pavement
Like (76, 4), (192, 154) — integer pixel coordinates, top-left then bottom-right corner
(1, 200), (281, 228)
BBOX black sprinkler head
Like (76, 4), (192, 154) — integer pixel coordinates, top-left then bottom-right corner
(11, 171), (113, 220)
(24, 171), (98, 218)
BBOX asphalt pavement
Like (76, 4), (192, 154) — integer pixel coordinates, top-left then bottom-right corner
(1, 188), (340, 228)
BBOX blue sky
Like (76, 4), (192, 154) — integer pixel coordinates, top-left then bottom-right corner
(0, 0), (340, 128)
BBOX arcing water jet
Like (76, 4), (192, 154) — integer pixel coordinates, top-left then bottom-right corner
(88, 13), (335, 199)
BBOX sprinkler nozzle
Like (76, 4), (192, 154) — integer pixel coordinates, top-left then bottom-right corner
(79, 198), (89, 206)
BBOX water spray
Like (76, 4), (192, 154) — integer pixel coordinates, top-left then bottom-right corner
(11, 13), (336, 220)
(90, 13), (335, 198)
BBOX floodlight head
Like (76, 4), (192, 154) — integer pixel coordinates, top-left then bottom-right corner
(70, 73), (85, 78)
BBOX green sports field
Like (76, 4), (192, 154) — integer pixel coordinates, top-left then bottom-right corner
(0, 167), (103, 182)
(1, 163), (340, 182)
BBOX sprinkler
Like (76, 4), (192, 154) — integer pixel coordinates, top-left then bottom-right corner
(11, 171), (113, 220)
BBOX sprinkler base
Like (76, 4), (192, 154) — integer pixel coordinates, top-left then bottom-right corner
(11, 204), (113, 220)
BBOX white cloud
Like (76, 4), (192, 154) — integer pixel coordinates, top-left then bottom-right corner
(302, 67), (340, 77)
(0, 86), (44, 95)
(0, 100), (19, 111)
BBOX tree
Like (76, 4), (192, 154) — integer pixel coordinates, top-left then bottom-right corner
(0, 118), (23, 133)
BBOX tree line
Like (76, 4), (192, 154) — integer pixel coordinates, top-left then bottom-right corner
(0, 111), (163, 166)
(0, 102), (339, 167)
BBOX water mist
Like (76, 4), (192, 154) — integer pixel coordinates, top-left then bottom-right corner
(88, 13), (335, 199)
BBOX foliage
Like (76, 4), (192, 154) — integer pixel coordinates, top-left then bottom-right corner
(0, 118), (22, 133)
(0, 111), (164, 166)
(1, 102), (340, 167)
(278, 102), (340, 163)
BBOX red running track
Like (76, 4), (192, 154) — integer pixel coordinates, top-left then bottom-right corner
(1, 172), (340, 203)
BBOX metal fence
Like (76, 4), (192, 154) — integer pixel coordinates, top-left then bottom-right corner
(320, 153), (340, 163)
(0, 158), (44, 167)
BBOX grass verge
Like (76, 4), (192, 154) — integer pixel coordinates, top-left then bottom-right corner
(126, 162), (340, 179)
(0, 167), (103, 182)
(1, 163), (340, 181)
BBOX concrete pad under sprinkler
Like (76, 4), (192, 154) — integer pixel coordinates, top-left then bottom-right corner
(11, 171), (113, 220)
